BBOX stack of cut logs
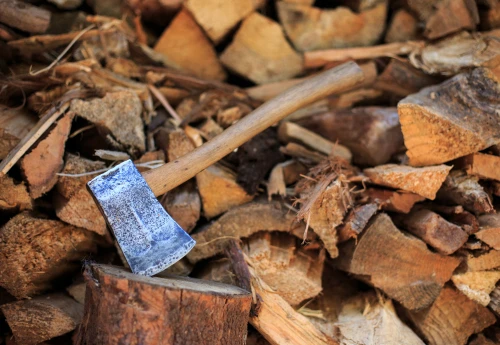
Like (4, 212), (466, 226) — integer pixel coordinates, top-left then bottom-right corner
(0, 0), (500, 344)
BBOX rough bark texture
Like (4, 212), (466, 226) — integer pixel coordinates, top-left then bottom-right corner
(75, 264), (252, 345)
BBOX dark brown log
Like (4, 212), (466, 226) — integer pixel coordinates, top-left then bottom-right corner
(0, 105), (36, 159)
(0, 0), (50, 33)
(75, 264), (252, 345)
(424, 0), (479, 39)
(406, 286), (496, 345)
(0, 212), (97, 299)
(337, 203), (377, 243)
(362, 188), (425, 213)
(297, 107), (404, 166)
(0, 174), (31, 212)
(334, 214), (461, 310)
(475, 214), (500, 250)
(1, 293), (83, 345)
(397, 68), (500, 166)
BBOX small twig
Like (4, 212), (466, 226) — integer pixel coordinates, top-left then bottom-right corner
(147, 84), (182, 123)
(69, 124), (95, 138)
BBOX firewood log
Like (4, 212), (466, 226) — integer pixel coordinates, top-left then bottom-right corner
(461, 153), (500, 181)
(0, 175), (31, 212)
(125, 0), (182, 27)
(75, 264), (252, 345)
(424, 0), (479, 39)
(475, 214), (500, 250)
(480, 1), (500, 29)
(0, 0), (50, 33)
(154, 9), (226, 81)
(397, 68), (500, 166)
(385, 9), (419, 43)
(67, 282), (86, 305)
(220, 13), (303, 84)
(334, 214), (460, 310)
(361, 188), (424, 213)
(337, 203), (378, 243)
(1, 293), (83, 345)
(452, 271), (500, 306)
(0, 212), (97, 298)
(0, 105), (36, 159)
(161, 180), (200, 233)
(463, 249), (500, 272)
(490, 284), (500, 317)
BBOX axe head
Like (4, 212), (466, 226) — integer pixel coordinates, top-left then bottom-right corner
(87, 160), (195, 276)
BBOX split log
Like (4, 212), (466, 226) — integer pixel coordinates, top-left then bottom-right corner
(398, 209), (468, 255)
(397, 68), (500, 166)
(0, 175), (31, 212)
(362, 188), (425, 213)
(54, 154), (107, 236)
(242, 231), (324, 306)
(154, 127), (195, 162)
(0, 0), (50, 33)
(385, 9), (419, 43)
(452, 271), (500, 306)
(196, 164), (253, 218)
(335, 293), (425, 345)
(443, 208), (479, 235)
(278, 121), (352, 161)
(490, 284), (500, 317)
(437, 170), (494, 215)
(464, 250), (500, 271)
(187, 201), (308, 263)
(475, 214), (500, 250)
(184, 0), (263, 44)
(220, 13), (303, 84)
(1, 293), (83, 345)
(161, 180), (200, 233)
(276, 1), (387, 51)
(76, 264), (252, 345)
(67, 282), (86, 304)
(70, 91), (145, 155)
(406, 286), (496, 345)
(20, 113), (74, 198)
(364, 164), (452, 200)
(0, 212), (97, 299)
(334, 214), (461, 310)
(297, 107), (403, 166)
(337, 203), (378, 243)
(198, 118), (223, 140)
(0, 105), (36, 159)
(461, 153), (500, 181)
(154, 9), (226, 81)
(424, 0), (479, 39)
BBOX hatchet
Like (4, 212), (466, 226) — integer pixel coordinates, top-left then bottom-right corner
(87, 61), (364, 276)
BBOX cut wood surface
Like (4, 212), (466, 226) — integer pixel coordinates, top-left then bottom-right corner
(475, 214), (500, 249)
(1, 293), (83, 345)
(462, 153), (500, 181)
(0, 0), (51, 33)
(399, 209), (468, 255)
(297, 107), (403, 166)
(452, 271), (500, 306)
(76, 264), (252, 345)
(337, 203), (378, 243)
(0, 174), (31, 212)
(161, 180), (200, 233)
(20, 113), (73, 198)
(153, 9), (226, 81)
(364, 164), (452, 200)
(385, 9), (419, 43)
(463, 250), (500, 271)
(187, 202), (307, 264)
(406, 286), (496, 345)
(424, 0), (479, 39)
(276, 1), (387, 51)
(362, 188), (425, 213)
(0, 212), (97, 299)
(220, 12), (303, 84)
(335, 214), (461, 310)
(398, 68), (500, 166)
(0, 105), (36, 159)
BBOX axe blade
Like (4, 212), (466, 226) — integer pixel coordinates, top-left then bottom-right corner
(87, 160), (195, 276)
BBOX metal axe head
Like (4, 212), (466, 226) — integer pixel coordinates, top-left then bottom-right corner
(87, 160), (195, 276)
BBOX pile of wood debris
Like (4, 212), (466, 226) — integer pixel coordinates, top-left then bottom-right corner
(0, 0), (500, 344)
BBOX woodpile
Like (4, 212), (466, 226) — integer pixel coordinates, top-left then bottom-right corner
(0, 0), (499, 344)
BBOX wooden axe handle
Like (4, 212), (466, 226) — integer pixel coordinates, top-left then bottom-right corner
(143, 61), (364, 196)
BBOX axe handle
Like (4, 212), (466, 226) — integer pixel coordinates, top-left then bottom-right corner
(143, 61), (365, 197)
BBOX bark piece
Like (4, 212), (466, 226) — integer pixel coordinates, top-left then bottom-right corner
(196, 164), (254, 219)
(364, 164), (452, 200)
(70, 91), (145, 155)
(337, 203), (378, 243)
(276, 1), (387, 52)
(335, 214), (461, 310)
(0, 212), (97, 299)
(1, 293), (83, 345)
(153, 9), (226, 81)
(0, 105), (36, 159)
(184, 0), (262, 44)
(0, 0), (50, 33)
(187, 202), (307, 263)
(452, 271), (500, 306)
(20, 113), (73, 198)
(335, 293), (425, 345)
(406, 286), (496, 345)
(399, 209), (468, 255)
(0, 175), (31, 212)
(437, 170), (493, 215)
(220, 13), (303, 84)
(54, 155), (107, 236)
(475, 214), (500, 250)
(161, 180), (200, 233)
(362, 188), (425, 213)
(462, 153), (500, 181)
(297, 107), (403, 166)
(424, 0), (479, 39)
(76, 264), (251, 345)
(385, 9), (419, 43)
(243, 231), (324, 306)
(397, 68), (500, 166)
